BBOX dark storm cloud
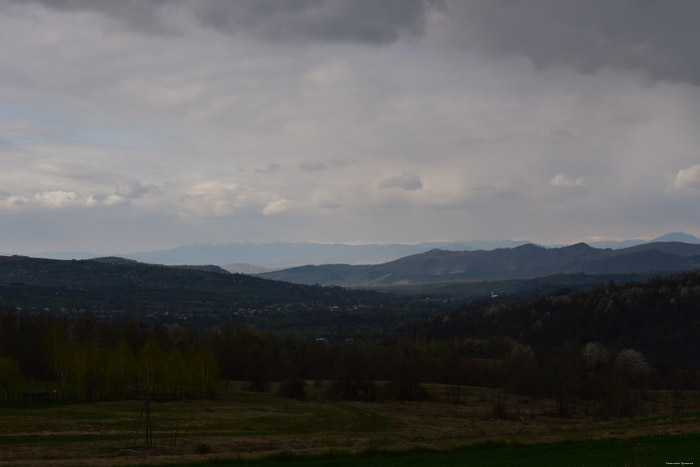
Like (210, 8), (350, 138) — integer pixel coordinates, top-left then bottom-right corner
(21, 0), (699, 83)
(190, 0), (444, 44)
(17, 0), (443, 44)
(12, 0), (178, 34)
(445, 0), (700, 85)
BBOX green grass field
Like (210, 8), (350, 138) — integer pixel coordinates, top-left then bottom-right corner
(164, 435), (700, 467)
(1, 384), (698, 466)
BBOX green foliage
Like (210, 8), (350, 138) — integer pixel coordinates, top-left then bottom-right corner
(0, 357), (22, 399)
(104, 340), (137, 399)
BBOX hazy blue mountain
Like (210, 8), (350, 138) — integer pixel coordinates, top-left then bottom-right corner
(259, 241), (700, 286)
(12, 232), (699, 268)
(587, 239), (647, 249)
(612, 241), (700, 257)
(222, 263), (279, 274)
(417, 240), (531, 250)
(118, 240), (542, 268)
(650, 232), (700, 244)
(27, 251), (99, 260)
(122, 242), (426, 267)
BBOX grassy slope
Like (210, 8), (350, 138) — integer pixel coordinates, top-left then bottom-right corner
(1, 385), (699, 465)
(170, 435), (700, 466)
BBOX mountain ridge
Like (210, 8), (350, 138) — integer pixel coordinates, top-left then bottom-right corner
(0, 254), (387, 314)
(258, 241), (700, 286)
(8, 232), (700, 269)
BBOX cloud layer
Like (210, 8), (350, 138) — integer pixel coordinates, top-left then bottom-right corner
(441, 1), (700, 85)
(15, 0), (444, 44)
(2, 1), (700, 253)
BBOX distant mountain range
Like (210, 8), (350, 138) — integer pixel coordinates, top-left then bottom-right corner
(10, 232), (700, 270)
(587, 232), (700, 249)
(0, 255), (386, 314)
(22, 240), (534, 268)
(258, 241), (700, 286)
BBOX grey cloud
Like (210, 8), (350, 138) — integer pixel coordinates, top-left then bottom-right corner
(549, 129), (573, 140)
(116, 181), (160, 198)
(444, 0), (700, 85)
(13, 0), (179, 35)
(378, 174), (423, 191)
(255, 163), (281, 174)
(300, 161), (328, 172)
(299, 159), (354, 172)
(191, 0), (444, 44)
(0, 138), (14, 150)
(18, 0), (443, 44)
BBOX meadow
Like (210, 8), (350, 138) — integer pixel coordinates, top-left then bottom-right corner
(1, 383), (698, 466)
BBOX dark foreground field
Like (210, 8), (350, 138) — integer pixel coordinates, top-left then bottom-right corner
(172, 435), (700, 467)
(1, 384), (699, 466)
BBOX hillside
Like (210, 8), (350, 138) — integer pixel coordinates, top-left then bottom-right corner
(0, 255), (387, 314)
(402, 270), (700, 365)
(259, 242), (700, 286)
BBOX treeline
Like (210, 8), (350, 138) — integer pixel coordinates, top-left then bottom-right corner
(276, 336), (696, 419)
(393, 271), (700, 366)
(1, 270), (699, 417)
(0, 309), (218, 401)
(0, 306), (697, 421)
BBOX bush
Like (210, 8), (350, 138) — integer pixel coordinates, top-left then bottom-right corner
(324, 379), (379, 402)
(279, 377), (307, 400)
(383, 380), (428, 401)
(195, 443), (212, 454)
(492, 390), (509, 419)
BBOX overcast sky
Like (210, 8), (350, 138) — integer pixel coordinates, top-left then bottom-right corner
(2, 0), (700, 254)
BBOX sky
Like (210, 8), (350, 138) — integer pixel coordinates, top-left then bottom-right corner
(2, 0), (700, 254)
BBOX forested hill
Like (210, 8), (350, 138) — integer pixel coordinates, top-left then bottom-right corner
(401, 270), (700, 365)
(0, 255), (387, 313)
(259, 241), (700, 286)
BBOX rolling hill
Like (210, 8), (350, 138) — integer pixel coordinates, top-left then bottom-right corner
(258, 242), (700, 286)
(0, 255), (387, 314)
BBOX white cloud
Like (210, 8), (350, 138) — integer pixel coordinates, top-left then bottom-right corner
(182, 181), (241, 217)
(0, 190), (83, 209)
(103, 194), (129, 206)
(0, 195), (27, 209)
(549, 174), (585, 188)
(32, 190), (82, 208)
(0, 190), (144, 210)
(263, 199), (292, 216)
(673, 164), (700, 190)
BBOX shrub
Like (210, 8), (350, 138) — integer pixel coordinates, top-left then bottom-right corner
(195, 443), (212, 454)
(279, 377), (307, 400)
